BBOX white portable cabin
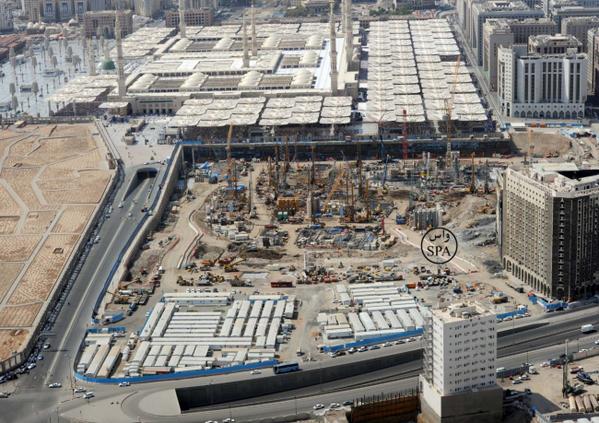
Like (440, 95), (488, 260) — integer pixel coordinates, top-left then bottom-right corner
(140, 302), (165, 340)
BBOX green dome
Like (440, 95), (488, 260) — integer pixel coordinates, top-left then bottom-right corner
(101, 59), (115, 70)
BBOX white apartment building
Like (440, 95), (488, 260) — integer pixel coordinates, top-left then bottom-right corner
(419, 302), (502, 423)
(422, 303), (497, 396)
(498, 43), (587, 118)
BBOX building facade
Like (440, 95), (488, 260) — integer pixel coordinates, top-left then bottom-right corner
(470, 0), (544, 65)
(83, 10), (132, 38)
(508, 17), (558, 44)
(482, 18), (558, 90)
(0, 3), (13, 32)
(134, 0), (161, 17)
(587, 27), (599, 95)
(165, 8), (213, 27)
(561, 16), (599, 51)
(497, 36), (587, 118)
(498, 164), (599, 299)
(23, 0), (42, 21)
(528, 33), (581, 53)
(419, 302), (502, 423)
(483, 19), (514, 90)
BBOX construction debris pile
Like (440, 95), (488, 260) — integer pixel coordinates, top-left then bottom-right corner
(260, 225), (289, 247)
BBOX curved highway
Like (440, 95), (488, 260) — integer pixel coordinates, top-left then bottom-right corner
(3, 305), (595, 423)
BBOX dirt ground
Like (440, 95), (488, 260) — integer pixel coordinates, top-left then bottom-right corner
(499, 351), (599, 416)
(511, 131), (571, 158)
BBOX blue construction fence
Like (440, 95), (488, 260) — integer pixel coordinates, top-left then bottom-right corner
(322, 328), (424, 353)
(86, 326), (126, 334)
(528, 295), (567, 312)
(496, 306), (528, 321)
(74, 359), (278, 385)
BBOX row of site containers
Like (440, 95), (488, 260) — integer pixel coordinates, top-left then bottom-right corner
(354, 328), (413, 340)
(140, 302), (165, 340)
(266, 318), (281, 348)
(344, 282), (397, 291)
(84, 344), (110, 377)
(96, 345), (122, 378)
(362, 303), (416, 312)
(151, 303), (176, 339)
(324, 325), (353, 339)
(348, 310), (419, 333)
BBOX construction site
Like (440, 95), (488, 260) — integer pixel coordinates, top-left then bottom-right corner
(78, 121), (572, 381)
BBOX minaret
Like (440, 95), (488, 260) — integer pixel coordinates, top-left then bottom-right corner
(179, 0), (187, 39)
(242, 15), (250, 68)
(341, 0), (346, 34)
(251, 1), (257, 56)
(89, 37), (96, 76)
(115, 10), (126, 98)
(345, 0), (352, 66)
(329, 1), (338, 95)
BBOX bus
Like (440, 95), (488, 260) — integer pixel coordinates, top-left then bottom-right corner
(273, 362), (300, 374)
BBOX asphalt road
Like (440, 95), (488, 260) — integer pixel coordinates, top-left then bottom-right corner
(54, 324), (599, 423)
(0, 163), (164, 423)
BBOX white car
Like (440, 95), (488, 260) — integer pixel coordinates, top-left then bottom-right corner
(118, 381), (130, 387)
(26, 363), (36, 370)
(83, 392), (95, 399)
(329, 402), (341, 409)
(73, 387), (86, 393)
(48, 382), (62, 388)
(313, 403), (325, 410)
(250, 370), (261, 375)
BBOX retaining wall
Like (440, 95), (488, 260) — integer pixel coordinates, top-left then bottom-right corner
(176, 348), (423, 412)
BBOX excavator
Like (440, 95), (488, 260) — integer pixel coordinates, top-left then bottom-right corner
(224, 257), (246, 272)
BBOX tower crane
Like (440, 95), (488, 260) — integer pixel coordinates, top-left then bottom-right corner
(402, 109), (409, 161)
